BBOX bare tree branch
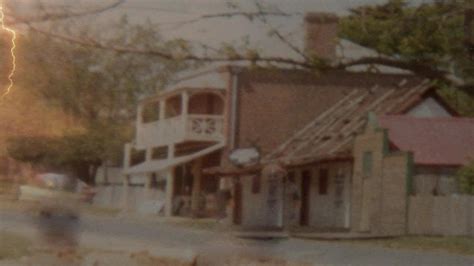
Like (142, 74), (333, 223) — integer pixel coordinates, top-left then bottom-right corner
(9, 0), (471, 92)
(6, 0), (125, 25)
(336, 57), (466, 87)
(248, 1), (307, 61)
(158, 10), (297, 31)
(27, 24), (313, 69)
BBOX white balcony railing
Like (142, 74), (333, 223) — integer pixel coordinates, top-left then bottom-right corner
(135, 114), (224, 149)
(185, 114), (225, 142)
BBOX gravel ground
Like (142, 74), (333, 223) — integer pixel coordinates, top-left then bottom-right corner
(1, 209), (473, 266)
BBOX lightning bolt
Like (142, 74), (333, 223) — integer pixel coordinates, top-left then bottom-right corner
(0, 1), (16, 99)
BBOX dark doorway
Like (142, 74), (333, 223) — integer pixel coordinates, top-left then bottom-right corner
(233, 179), (242, 225)
(300, 170), (311, 226)
(174, 164), (194, 196)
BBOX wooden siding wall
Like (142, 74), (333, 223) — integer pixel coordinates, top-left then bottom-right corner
(239, 162), (352, 229)
(93, 185), (166, 214)
(240, 174), (284, 228)
(307, 162), (352, 229)
(408, 195), (474, 236)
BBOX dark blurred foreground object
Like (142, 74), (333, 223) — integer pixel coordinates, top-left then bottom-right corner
(37, 207), (80, 246)
(19, 173), (95, 247)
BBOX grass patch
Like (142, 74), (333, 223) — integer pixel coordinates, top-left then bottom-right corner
(348, 236), (474, 256)
(0, 231), (31, 260)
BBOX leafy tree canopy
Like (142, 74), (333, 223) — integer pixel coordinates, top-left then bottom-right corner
(339, 0), (473, 93)
(6, 17), (190, 183)
(457, 161), (474, 195)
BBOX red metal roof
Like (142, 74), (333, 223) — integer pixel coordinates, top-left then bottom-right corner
(379, 115), (474, 166)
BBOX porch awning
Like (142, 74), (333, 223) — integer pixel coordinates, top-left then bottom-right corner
(124, 142), (226, 175)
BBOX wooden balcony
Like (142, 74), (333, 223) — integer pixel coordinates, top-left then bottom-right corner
(136, 114), (225, 149)
(185, 114), (225, 142)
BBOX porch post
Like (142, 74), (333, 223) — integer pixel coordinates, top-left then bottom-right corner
(145, 172), (152, 199)
(122, 175), (130, 210)
(136, 104), (144, 126)
(123, 143), (132, 171)
(168, 144), (175, 160)
(164, 167), (175, 217)
(182, 91), (189, 115)
(191, 159), (203, 216)
(122, 143), (132, 210)
(145, 148), (152, 162)
(159, 99), (166, 120)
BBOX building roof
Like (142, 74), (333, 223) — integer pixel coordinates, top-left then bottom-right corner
(264, 80), (434, 165)
(378, 115), (474, 166)
(125, 142), (225, 175)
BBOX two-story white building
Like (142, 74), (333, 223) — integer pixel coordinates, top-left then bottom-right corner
(122, 68), (230, 217)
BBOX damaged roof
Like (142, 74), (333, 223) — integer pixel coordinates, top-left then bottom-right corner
(264, 80), (434, 165)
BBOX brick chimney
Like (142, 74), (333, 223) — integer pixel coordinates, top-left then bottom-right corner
(304, 12), (339, 62)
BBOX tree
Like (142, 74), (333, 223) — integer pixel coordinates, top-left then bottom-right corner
(457, 161), (474, 195)
(14, 0), (472, 96)
(338, 0), (473, 105)
(5, 17), (190, 184)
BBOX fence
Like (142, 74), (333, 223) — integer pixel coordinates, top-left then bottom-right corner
(408, 195), (474, 236)
(93, 185), (125, 209)
(93, 184), (166, 215)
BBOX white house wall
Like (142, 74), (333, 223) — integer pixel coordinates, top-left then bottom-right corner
(93, 184), (124, 209)
(239, 161), (352, 229)
(240, 174), (269, 227)
(407, 97), (451, 118)
(240, 174), (285, 228)
(308, 162), (352, 229)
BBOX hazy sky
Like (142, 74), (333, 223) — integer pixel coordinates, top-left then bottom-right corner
(11, 0), (429, 59)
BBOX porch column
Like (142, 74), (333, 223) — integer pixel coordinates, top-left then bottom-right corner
(191, 159), (203, 216)
(122, 143), (132, 210)
(145, 148), (153, 162)
(136, 104), (144, 127)
(123, 143), (132, 171)
(145, 172), (153, 199)
(122, 175), (131, 210)
(164, 168), (175, 217)
(182, 91), (189, 115)
(159, 99), (166, 120)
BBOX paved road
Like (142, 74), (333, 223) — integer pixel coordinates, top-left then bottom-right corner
(1, 210), (473, 266)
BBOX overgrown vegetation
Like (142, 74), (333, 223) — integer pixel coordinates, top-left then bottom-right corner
(348, 236), (474, 256)
(457, 161), (474, 195)
(5, 17), (191, 184)
(339, 0), (474, 114)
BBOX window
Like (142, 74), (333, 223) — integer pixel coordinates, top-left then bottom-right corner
(319, 169), (328, 195)
(251, 175), (261, 194)
(362, 151), (373, 177)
